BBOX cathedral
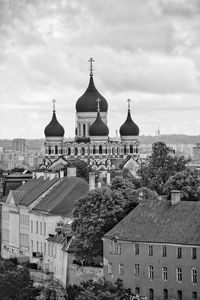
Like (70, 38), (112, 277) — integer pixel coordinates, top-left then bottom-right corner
(43, 58), (140, 174)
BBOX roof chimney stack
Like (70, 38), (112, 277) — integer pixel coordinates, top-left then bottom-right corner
(170, 190), (181, 205)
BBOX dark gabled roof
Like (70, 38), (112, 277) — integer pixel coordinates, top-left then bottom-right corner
(33, 176), (89, 217)
(19, 177), (59, 206)
(104, 200), (200, 246)
(10, 190), (26, 205)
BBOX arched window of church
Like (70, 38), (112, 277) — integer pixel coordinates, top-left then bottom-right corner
(105, 147), (107, 154)
(99, 145), (102, 154)
(124, 146), (126, 154)
(130, 145), (133, 154)
(83, 124), (86, 137)
(68, 147), (71, 155)
(93, 146), (96, 155)
(75, 147), (78, 155)
(55, 146), (58, 155)
(49, 147), (51, 155)
(82, 147), (85, 155)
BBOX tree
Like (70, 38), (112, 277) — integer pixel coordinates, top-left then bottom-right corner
(72, 187), (126, 265)
(164, 170), (200, 201)
(66, 279), (132, 300)
(0, 258), (40, 300)
(64, 159), (89, 182)
(138, 142), (188, 194)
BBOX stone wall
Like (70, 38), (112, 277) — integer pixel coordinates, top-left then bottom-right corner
(67, 263), (103, 286)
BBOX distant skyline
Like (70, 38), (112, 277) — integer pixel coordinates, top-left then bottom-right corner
(1, 0), (200, 139)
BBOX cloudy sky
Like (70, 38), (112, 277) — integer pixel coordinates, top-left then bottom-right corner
(0, 0), (200, 139)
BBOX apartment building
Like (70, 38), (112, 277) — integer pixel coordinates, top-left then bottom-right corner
(103, 191), (200, 300)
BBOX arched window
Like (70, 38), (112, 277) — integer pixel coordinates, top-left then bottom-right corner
(55, 146), (58, 155)
(83, 124), (86, 137)
(82, 147), (85, 155)
(99, 145), (102, 154)
(124, 146), (126, 154)
(75, 147), (78, 155)
(68, 147), (71, 155)
(130, 145), (133, 154)
(93, 146), (96, 155)
(49, 146), (51, 155)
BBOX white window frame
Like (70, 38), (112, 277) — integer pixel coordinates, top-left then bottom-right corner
(148, 265), (154, 280)
(162, 266), (168, 281)
(191, 268), (197, 284)
(176, 267), (182, 282)
(119, 263), (124, 275)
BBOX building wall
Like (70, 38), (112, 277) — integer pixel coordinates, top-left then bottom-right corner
(103, 239), (200, 300)
(1, 203), (19, 258)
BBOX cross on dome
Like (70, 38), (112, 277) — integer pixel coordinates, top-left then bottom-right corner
(127, 98), (131, 111)
(88, 57), (95, 76)
(96, 98), (101, 112)
(52, 99), (56, 112)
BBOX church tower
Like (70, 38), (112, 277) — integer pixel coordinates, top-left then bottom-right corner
(75, 58), (108, 141)
(44, 100), (65, 159)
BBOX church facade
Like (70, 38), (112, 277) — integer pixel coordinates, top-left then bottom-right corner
(43, 58), (140, 172)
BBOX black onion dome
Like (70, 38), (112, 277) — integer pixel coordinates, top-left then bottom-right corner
(44, 112), (65, 137)
(120, 111), (139, 136)
(76, 75), (108, 112)
(89, 112), (109, 136)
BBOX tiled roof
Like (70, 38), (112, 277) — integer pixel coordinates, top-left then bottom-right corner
(33, 176), (89, 217)
(19, 177), (58, 206)
(104, 199), (200, 246)
(10, 190), (26, 205)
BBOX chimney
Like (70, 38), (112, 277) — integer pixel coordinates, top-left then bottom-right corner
(67, 167), (76, 178)
(89, 172), (95, 191)
(106, 171), (111, 185)
(59, 170), (64, 178)
(170, 190), (181, 205)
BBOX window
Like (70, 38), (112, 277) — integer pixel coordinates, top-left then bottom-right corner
(177, 247), (182, 259)
(36, 241), (39, 252)
(192, 292), (197, 300)
(114, 242), (118, 254)
(192, 268), (197, 284)
(36, 221), (38, 234)
(163, 289), (168, 300)
(176, 268), (182, 282)
(118, 243), (121, 255)
(192, 248), (197, 260)
(134, 243), (139, 255)
(44, 243), (46, 255)
(44, 222), (46, 236)
(162, 266), (168, 281)
(40, 222), (42, 235)
(148, 245), (153, 256)
(177, 290), (182, 300)
(135, 287), (140, 295)
(108, 263), (112, 274)
(31, 221), (33, 233)
(31, 240), (33, 252)
(149, 289), (154, 300)
(134, 264), (140, 276)
(162, 245), (167, 257)
(109, 242), (113, 254)
(148, 266), (154, 280)
(20, 233), (29, 247)
(119, 264), (124, 275)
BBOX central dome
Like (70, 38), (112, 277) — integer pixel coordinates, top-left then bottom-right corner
(89, 112), (109, 136)
(44, 111), (65, 137)
(76, 75), (108, 113)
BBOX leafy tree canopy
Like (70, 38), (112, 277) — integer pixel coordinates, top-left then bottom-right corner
(66, 279), (132, 300)
(0, 258), (40, 300)
(138, 142), (188, 194)
(164, 169), (200, 201)
(72, 175), (159, 264)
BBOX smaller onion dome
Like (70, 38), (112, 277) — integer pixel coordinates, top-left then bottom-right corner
(44, 100), (65, 137)
(89, 99), (109, 137)
(119, 99), (139, 137)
